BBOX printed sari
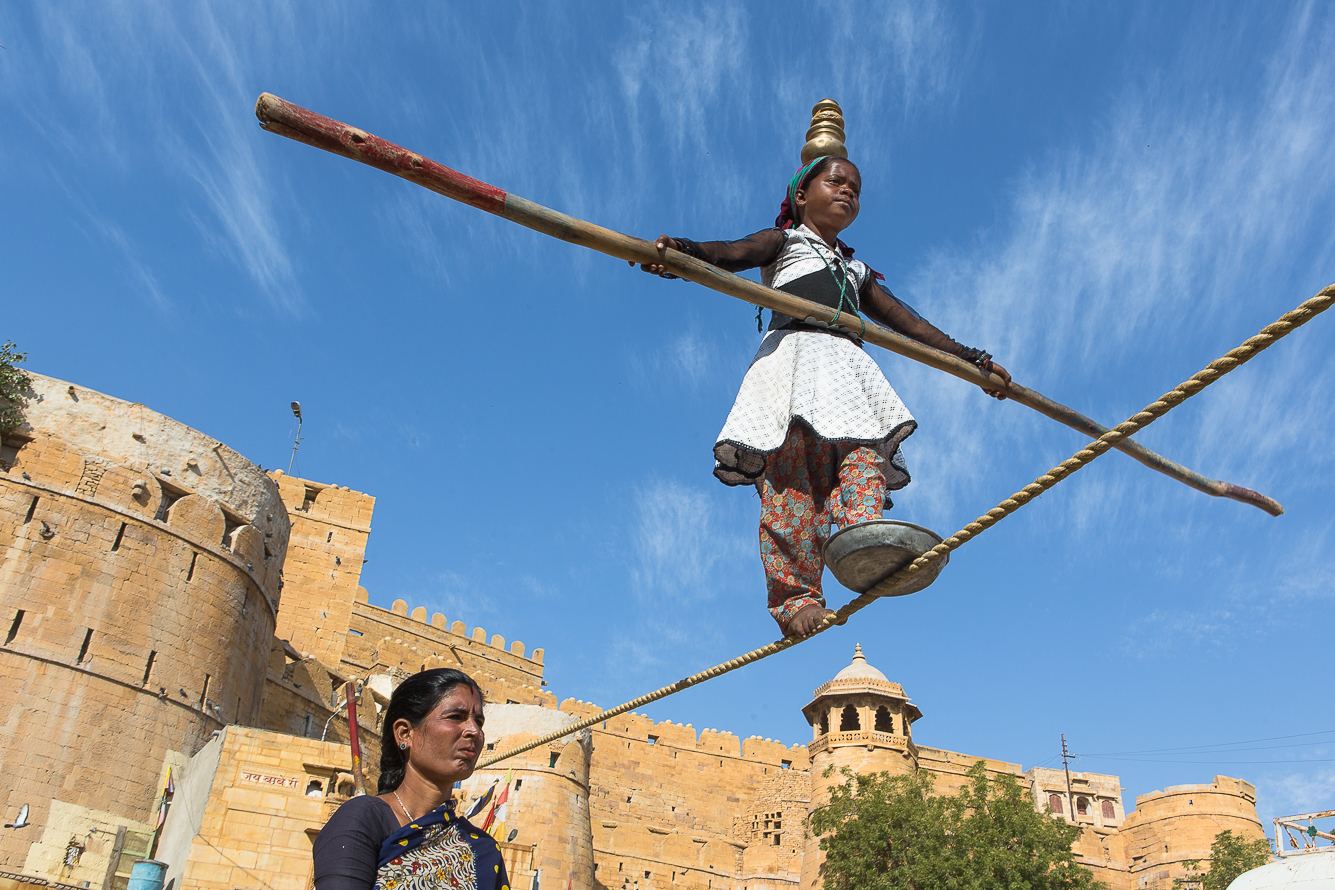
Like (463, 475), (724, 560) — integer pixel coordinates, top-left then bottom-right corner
(374, 801), (509, 890)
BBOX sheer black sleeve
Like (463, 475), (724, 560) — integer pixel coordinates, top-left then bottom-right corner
(313, 796), (399, 890)
(861, 278), (993, 366)
(670, 228), (786, 273)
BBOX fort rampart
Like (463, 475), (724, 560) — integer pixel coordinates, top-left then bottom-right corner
(0, 372), (1268, 890)
(0, 374), (288, 880)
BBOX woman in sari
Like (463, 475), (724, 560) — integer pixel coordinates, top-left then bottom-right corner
(313, 669), (509, 890)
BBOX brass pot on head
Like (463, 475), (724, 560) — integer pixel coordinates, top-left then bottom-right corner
(801, 98), (847, 164)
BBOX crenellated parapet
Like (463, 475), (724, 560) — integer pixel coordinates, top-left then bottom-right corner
(581, 705), (811, 889)
(585, 709), (808, 770)
(341, 592), (547, 707)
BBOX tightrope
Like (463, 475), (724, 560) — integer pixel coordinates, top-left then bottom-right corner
(476, 284), (1334, 770)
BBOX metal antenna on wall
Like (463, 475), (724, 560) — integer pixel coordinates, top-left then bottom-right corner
(288, 401), (303, 476)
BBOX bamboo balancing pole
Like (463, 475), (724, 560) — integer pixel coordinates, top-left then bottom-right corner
(344, 682), (366, 796)
(254, 92), (1282, 516)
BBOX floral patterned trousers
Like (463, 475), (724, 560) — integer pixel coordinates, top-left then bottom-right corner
(760, 422), (887, 634)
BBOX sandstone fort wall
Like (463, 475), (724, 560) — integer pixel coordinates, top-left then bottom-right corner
(0, 374), (287, 875)
(0, 372), (1270, 890)
(575, 705), (809, 890)
(463, 705), (595, 890)
(341, 594), (548, 707)
(269, 471), (373, 670)
(161, 727), (359, 890)
(1121, 777), (1265, 889)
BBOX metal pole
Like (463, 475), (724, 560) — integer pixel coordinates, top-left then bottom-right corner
(288, 402), (303, 476)
(1061, 735), (1076, 822)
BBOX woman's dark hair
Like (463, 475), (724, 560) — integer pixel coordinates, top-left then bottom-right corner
(377, 668), (484, 793)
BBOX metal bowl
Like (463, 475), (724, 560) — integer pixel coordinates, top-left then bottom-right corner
(822, 519), (948, 596)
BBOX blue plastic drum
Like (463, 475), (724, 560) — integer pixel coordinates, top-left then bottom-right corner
(127, 860), (168, 890)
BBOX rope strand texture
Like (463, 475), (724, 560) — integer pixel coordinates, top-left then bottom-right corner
(476, 284), (1334, 770)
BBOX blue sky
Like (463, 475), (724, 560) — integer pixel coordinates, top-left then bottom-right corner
(3, 2), (1333, 827)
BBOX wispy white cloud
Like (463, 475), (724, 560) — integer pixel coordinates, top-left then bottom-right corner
(1117, 517), (1334, 656)
(629, 477), (747, 600)
(93, 220), (170, 311)
(827, 0), (968, 119)
(894, 2), (1335, 530)
(6, 2), (309, 313)
(771, 0), (969, 171)
(628, 331), (718, 390)
(421, 569), (499, 619)
(1256, 765), (1335, 823)
(614, 5), (749, 159)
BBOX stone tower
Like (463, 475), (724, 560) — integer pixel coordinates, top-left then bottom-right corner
(0, 374), (288, 883)
(799, 645), (922, 889)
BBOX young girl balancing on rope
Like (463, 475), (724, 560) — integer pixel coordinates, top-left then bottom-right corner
(641, 154), (1011, 639)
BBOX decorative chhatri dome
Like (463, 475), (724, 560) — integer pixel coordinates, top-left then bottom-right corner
(832, 643), (887, 683)
(801, 644), (921, 732)
(807, 644), (908, 701)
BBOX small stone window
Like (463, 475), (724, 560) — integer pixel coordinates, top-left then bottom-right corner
(1101, 800), (1115, 819)
(839, 705), (860, 731)
(1076, 797), (1089, 816)
(874, 706), (893, 733)
(1048, 794), (1064, 815)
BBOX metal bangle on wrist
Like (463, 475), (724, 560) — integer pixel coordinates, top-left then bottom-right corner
(959, 346), (994, 369)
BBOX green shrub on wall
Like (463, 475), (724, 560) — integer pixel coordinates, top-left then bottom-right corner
(0, 340), (32, 433)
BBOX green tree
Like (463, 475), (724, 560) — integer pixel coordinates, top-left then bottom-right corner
(0, 340), (31, 433)
(810, 761), (1105, 890)
(1174, 829), (1273, 890)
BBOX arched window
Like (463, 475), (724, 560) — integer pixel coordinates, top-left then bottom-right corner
(819, 712), (829, 735)
(1101, 800), (1115, 819)
(1048, 794), (1063, 815)
(305, 780), (324, 798)
(839, 705), (860, 731)
(874, 706), (893, 733)
(1076, 797), (1089, 816)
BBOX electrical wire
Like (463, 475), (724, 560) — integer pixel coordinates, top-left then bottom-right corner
(1078, 756), (1335, 765)
(1081, 728), (1335, 757)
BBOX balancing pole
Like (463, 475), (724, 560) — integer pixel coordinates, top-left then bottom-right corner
(253, 92), (1282, 516)
(344, 682), (366, 796)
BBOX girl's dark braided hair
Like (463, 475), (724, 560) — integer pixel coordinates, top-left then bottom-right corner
(377, 668), (484, 793)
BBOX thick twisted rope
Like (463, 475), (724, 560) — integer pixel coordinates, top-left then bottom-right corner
(477, 284), (1334, 770)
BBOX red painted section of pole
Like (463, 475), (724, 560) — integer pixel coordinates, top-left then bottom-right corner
(255, 93), (507, 215)
(345, 681), (366, 796)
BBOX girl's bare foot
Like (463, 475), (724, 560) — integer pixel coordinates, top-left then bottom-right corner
(787, 604), (838, 638)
